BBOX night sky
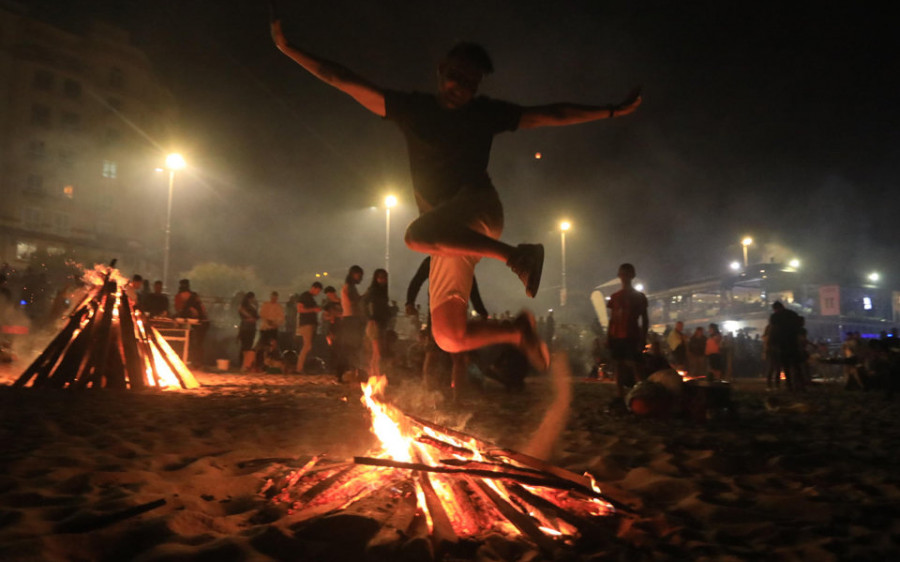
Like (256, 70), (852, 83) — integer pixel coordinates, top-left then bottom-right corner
(28, 0), (899, 315)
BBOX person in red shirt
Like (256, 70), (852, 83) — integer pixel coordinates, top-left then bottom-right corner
(606, 263), (649, 397)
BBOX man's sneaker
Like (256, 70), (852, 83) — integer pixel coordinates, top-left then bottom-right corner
(507, 244), (544, 298)
(514, 310), (550, 372)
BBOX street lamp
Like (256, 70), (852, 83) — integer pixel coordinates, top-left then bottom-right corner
(162, 153), (186, 292)
(384, 194), (397, 273)
(559, 220), (571, 307)
(868, 272), (880, 283)
(741, 236), (753, 267)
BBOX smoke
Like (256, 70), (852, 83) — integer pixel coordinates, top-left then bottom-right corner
(521, 352), (572, 461)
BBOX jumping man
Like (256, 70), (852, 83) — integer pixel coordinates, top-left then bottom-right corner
(271, 13), (641, 371)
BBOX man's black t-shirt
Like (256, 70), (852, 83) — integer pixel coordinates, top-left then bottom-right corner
(297, 291), (318, 326)
(384, 91), (522, 207)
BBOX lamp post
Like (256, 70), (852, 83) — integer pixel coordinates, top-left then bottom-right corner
(162, 153), (186, 292)
(741, 236), (753, 268)
(559, 220), (571, 307)
(384, 194), (397, 273)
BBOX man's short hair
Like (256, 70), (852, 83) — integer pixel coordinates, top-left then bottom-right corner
(132, 274), (143, 282)
(323, 285), (336, 294)
(311, 281), (323, 290)
(772, 301), (784, 311)
(618, 263), (636, 278)
(445, 42), (494, 74)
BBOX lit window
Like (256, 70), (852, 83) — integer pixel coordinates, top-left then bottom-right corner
(863, 297), (873, 311)
(63, 185), (75, 199)
(102, 160), (117, 178)
(16, 242), (37, 261)
(47, 246), (65, 256)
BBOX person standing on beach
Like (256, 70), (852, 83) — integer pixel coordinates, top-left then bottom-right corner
(295, 282), (323, 374)
(271, 13), (641, 373)
(606, 263), (649, 397)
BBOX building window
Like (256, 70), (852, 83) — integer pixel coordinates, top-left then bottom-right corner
(33, 69), (53, 91)
(102, 160), (118, 179)
(27, 140), (46, 159)
(60, 111), (81, 131)
(863, 297), (873, 311)
(22, 208), (41, 230)
(47, 246), (66, 256)
(25, 175), (44, 194)
(63, 79), (82, 99)
(59, 148), (76, 167)
(31, 104), (51, 127)
(63, 185), (75, 199)
(16, 242), (38, 261)
(102, 128), (122, 145)
(51, 213), (70, 235)
(109, 67), (125, 89)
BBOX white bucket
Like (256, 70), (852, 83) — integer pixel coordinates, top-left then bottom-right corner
(216, 359), (230, 371)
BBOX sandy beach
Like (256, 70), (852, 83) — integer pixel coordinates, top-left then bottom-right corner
(2, 359), (900, 561)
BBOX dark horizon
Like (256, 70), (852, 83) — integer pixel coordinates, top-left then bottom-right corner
(16, 0), (899, 312)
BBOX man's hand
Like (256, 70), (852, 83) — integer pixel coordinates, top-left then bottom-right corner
(615, 86), (642, 116)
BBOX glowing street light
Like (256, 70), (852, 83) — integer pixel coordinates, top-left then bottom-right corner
(868, 272), (881, 283)
(741, 236), (753, 267)
(788, 258), (800, 269)
(384, 194), (398, 273)
(559, 220), (571, 307)
(162, 153), (186, 291)
(730, 261), (741, 272)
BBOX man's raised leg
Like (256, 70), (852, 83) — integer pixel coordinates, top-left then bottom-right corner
(431, 299), (549, 371)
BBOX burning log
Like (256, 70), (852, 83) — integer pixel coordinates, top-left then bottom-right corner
(15, 262), (199, 391)
(353, 456), (603, 496)
(267, 375), (619, 557)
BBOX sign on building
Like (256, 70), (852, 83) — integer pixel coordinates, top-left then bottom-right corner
(819, 285), (840, 316)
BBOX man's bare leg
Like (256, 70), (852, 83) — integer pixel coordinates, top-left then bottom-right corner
(431, 299), (549, 371)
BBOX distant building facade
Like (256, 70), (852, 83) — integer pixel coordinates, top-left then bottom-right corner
(592, 263), (898, 344)
(0, 5), (176, 274)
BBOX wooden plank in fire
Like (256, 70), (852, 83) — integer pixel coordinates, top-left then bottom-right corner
(354, 457), (601, 497)
(403, 412), (596, 492)
(14, 302), (92, 387)
(72, 284), (118, 389)
(472, 478), (559, 553)
(365, 480), (419, 558)
(117, 293), (145, 389)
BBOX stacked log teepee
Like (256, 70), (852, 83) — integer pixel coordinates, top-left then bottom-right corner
(15, 262), (199, 390)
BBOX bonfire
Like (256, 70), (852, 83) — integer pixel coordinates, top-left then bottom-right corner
(15, 262), (198, 391)
(263, 375), (620, 559)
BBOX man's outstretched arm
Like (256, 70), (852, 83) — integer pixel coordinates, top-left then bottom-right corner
(518, 87), (641, 129)
(271, 19), (386, 117)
